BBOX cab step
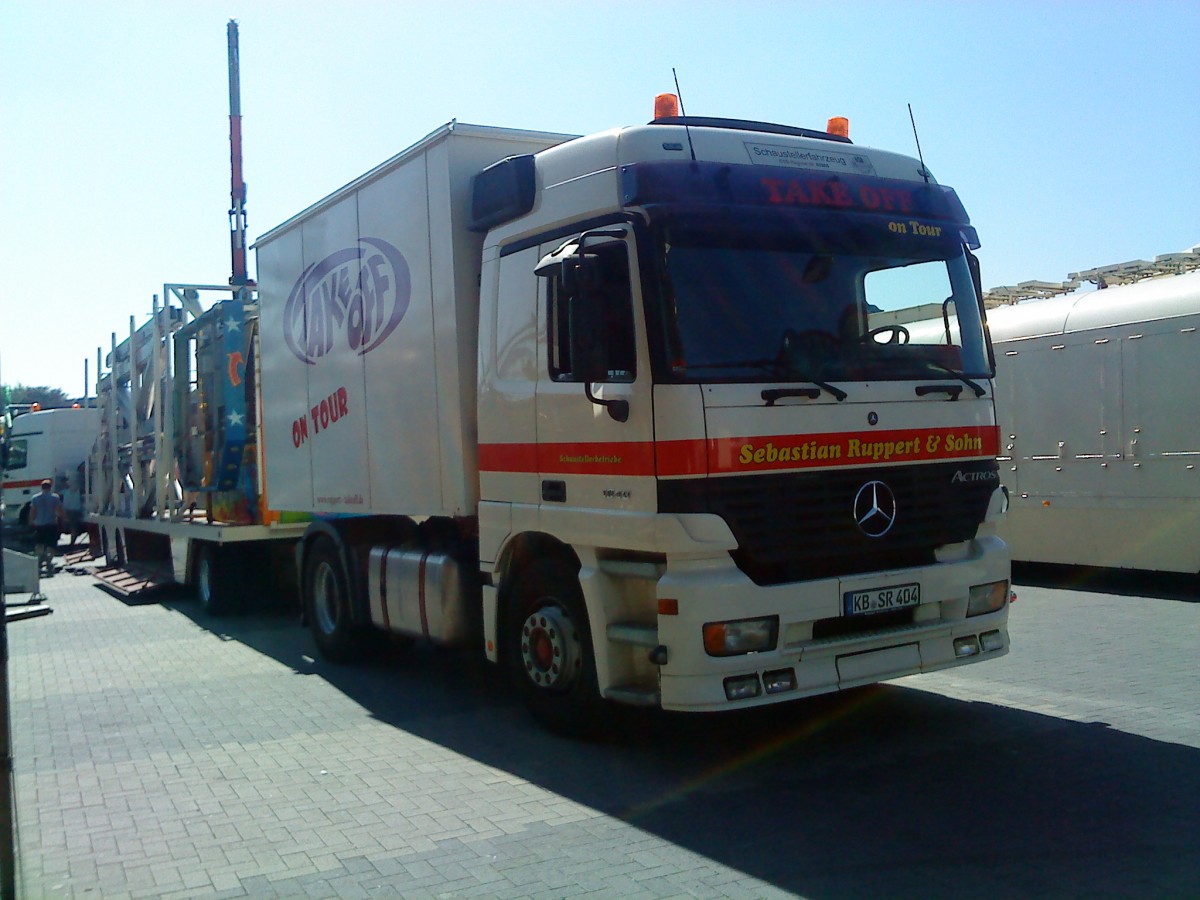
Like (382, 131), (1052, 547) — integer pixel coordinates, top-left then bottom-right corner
(604, 684), (661, 707)
(607, 622), (658, 648)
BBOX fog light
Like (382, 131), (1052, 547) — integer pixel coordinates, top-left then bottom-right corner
(980, 630), (1004, 652)
(954, 636), (981, 658)
(703, 616), (778, 657)
(762, 668), (797, 695)
(968, 580), (1009, 617)
(724, 674), (762, 701)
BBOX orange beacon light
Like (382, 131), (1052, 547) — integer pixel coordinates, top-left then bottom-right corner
(655, 93), (681, 119)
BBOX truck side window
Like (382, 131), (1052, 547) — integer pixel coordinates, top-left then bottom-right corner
(5, 438), (28, 471)
(548, 243), (636, 382)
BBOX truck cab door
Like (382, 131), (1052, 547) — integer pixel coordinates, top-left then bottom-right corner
(534, 229), (657, 520)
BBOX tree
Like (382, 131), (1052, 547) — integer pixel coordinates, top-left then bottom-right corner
(2, 384), (73, 409)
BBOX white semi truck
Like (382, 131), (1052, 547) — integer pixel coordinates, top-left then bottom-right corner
(93, 104), (1011, 734)
(987, 256), (1200, 575)
(2, 406), (99, 530)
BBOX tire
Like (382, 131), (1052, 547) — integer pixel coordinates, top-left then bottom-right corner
(303, 537), (358, 663)
(506, 558), (607, 739)
(195, 543), (235, 616)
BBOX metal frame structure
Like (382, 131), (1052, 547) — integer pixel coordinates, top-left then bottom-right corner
(983, 247), (1200, 307)
(89, 284), (306, 588)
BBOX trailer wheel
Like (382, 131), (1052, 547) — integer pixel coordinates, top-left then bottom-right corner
(195, 544), (234, 616)
(304, 538), (357, 663)
(506, 559), (606, 738)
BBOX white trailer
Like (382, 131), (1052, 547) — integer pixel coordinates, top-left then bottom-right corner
(2, 407), (99, 530)
(246, 109), (1010, 736)
(987, 262), (1200, 574)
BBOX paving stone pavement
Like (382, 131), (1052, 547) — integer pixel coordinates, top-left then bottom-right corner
(7, 551), (797, 899)
(6, 549), (1199, 898)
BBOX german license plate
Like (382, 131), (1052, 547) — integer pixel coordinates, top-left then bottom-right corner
(844, 582), (921, 616)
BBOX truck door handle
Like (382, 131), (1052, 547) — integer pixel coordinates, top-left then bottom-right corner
(541, 480), (566, 503)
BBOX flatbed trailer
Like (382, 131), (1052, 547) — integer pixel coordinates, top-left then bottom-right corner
(88, 283), (308, 606)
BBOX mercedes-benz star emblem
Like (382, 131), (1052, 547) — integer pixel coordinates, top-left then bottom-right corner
(853, 480), (897, 538)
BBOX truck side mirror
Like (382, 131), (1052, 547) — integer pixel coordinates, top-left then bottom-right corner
(567, 269), (607, 385)
(535, 231), (632, 423)
(570, 289), (629, 422)
(965, 246), (997, 373)
(535, 248), (608, 381)
(559, 255), (583, 294)
(966, 248), (983, 306)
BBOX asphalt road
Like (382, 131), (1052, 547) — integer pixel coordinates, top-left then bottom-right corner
(6, 556), (1198, 898)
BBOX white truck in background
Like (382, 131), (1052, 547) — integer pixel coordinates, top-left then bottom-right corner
(2, 406), (99, 531)
(986, 253), (1200, 575)
(93, 102), (1011, 736)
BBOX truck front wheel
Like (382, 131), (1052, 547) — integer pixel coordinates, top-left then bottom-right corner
(304, 538), (357, 663)
(507, 559), (606, 738)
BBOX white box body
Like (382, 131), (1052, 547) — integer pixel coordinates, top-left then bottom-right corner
(255, 123), (568, 518)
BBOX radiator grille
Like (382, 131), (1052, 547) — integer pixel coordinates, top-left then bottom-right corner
(658, 459), (998, 586)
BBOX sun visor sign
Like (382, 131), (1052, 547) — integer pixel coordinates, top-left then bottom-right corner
(283, 237), (411, 365)
(743, 142), (876, 176)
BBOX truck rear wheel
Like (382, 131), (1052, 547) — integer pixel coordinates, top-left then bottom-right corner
(506, 559), (606, 738)
(304, 538), (357, 663)
(195, 543), (236, 616)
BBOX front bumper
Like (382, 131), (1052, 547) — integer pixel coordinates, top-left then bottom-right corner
(653, 535), (1010, 712)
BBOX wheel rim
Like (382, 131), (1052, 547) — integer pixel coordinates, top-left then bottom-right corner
(519, 604), (581, 691)
(313, 561), (342, 636)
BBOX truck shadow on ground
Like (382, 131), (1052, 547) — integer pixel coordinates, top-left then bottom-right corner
(161, 589), (1200, 900)
(1013, 561), (1199, 603)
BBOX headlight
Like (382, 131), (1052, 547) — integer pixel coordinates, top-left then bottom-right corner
(968, 580), (1009, 617)
(703, 616), (778, 656)
(724, 674), (762, 700)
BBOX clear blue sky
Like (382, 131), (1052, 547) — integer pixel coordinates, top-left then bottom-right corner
(2, 0), (1197, 394)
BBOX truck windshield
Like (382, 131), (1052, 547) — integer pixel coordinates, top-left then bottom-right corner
(648, 212), (992, 384)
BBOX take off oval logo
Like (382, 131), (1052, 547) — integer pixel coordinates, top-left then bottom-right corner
(283, 237), (411, 365)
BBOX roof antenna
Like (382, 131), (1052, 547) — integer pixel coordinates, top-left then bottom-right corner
(907, 103), (930, 184)
(673, 67), (697, 162)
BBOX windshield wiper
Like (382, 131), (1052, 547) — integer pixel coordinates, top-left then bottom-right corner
(918, 363), (986, 398)
(676, 358), (848, 402)
(763, 380), (847, 404)
(770, 329), (848, 401)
